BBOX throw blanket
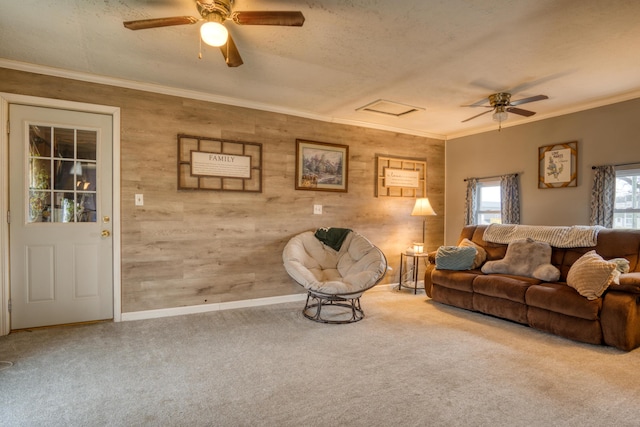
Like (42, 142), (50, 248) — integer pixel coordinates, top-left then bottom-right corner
(483, 224), (603, 248)
(314, 227), (352, 251)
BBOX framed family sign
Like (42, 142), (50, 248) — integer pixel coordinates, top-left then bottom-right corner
(178, 134), (262, 192)
(538, 141), (578, 188)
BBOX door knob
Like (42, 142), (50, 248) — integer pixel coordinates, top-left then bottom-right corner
(101, 230), (111, 237)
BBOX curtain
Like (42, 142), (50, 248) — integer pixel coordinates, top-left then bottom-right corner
(590, 165), (616, 227)
(464, 178), (478, 225)
(500, 174), (520, 224)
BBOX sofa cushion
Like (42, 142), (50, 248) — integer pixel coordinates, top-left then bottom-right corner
(431, 284), (474, 311)
(473, 274), (540, 303)
(435, 246), (477, 270)
(526, 282), (602, 320)
(527, 307), (603, 345)
(473, 294), (528, 324)
(431, 269), (480, 293)
(481, 238), (560, 281)
(566, 250), (619, 300)
(459, 238), (487, 269)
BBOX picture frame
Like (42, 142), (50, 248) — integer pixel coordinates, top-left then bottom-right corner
(295, 139), (349, 192)
(177, 134), (262, 192)
(375, 155), (426, 197)
(538, 141), (578, 188)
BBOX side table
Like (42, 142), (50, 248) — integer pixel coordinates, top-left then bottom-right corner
(398, 252), (430, 294)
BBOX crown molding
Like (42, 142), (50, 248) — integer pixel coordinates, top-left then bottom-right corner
(4, 59), (637, 142)
(0, 59), (446, 140)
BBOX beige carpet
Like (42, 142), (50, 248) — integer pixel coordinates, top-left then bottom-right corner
(1, 286), (639, 426)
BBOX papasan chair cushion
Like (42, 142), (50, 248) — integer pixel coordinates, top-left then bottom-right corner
(283, 228), (387, 323)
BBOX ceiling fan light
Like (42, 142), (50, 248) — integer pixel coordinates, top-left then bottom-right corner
(492, 110), (508, 123)
(200, 21), (228, 47)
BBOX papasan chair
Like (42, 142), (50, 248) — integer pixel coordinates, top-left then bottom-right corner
(283, 227), (388, 323)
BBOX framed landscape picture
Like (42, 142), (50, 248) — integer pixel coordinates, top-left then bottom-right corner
(295, 139), (349, 192)
(538, 141), (578, 188)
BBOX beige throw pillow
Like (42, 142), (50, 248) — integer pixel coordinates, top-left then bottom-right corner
(458, 238), (487, 269)
(481, 238), (560, 281)
(567, 250), (618, 300)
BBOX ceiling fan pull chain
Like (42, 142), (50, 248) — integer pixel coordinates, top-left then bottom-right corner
(198, 36), (203, 59)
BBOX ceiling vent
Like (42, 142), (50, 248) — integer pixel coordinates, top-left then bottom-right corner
(356, 99), (424, 117)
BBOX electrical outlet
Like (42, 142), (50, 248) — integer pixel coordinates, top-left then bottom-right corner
(135, 194), (144, 206)
(313, 204), (322, 215)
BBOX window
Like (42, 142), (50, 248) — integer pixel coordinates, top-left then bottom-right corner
(614, 167), (640, 229)
(476, 180), (501, 225)
(27, 124), (98, 223)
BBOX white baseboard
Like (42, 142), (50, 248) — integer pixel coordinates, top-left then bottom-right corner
(120, 283), (403, 322)
(121, 293), (308, 322)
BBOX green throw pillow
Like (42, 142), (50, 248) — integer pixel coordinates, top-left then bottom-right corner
(435, 246), (477, 270)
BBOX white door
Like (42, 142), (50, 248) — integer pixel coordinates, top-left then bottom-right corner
(9, 104), (113, 329)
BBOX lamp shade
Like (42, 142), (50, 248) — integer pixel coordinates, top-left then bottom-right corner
(411, 198), (436, 216)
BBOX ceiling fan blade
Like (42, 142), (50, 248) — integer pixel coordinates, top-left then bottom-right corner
(506, 107), (536, 117)
(462, 109), (493, 123)
(232, 11), (305, 26)
(123, 16), (199, 30)
(461, 97), (492, 108)
(509, 94), (548, 106)
(220, 33), (243, 67)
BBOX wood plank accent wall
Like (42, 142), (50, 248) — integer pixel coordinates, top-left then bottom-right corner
(1, 68), (445, 313)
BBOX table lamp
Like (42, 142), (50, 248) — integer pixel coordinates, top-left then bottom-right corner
(411, 197), (436, 252)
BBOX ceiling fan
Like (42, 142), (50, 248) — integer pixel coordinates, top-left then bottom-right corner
(462, 92), (549, 129)
(123, 0), (305, 67)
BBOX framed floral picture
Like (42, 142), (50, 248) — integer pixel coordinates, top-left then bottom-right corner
(295, 139), (349, 192)
(538, 141), (578, 188)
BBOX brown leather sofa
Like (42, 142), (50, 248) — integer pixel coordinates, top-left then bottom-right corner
(425, 225), (640, 351)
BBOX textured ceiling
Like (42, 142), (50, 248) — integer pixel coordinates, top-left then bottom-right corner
(2, 0), (640, 139)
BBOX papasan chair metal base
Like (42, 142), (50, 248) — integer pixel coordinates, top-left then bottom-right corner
(303, 291), (364, 324)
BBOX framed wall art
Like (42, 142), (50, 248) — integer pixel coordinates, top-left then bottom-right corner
(538, 141), (578, 188)
(295, 139), (349, 192)
(178, 134), (262, 192)
(375, 155), (426, 197)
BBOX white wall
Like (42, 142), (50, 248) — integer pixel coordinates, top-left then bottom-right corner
(444, 97), (640, 244)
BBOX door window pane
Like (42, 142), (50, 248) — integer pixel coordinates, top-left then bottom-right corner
(29, 126), (51, 157)
(53, 127), (75, 159)
(53, 160), (76, 190)
(75, 161), (97, 192)
(77, 193), (97, 223)
(77, 130), (97, 160)
(29, 158), (51, 190)
(29, 191), (51, 222)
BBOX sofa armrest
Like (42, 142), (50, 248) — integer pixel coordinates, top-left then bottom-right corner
(601, 291), (640, 350)
(424, 262), (437, 298)
(613, 272), (640, 294)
